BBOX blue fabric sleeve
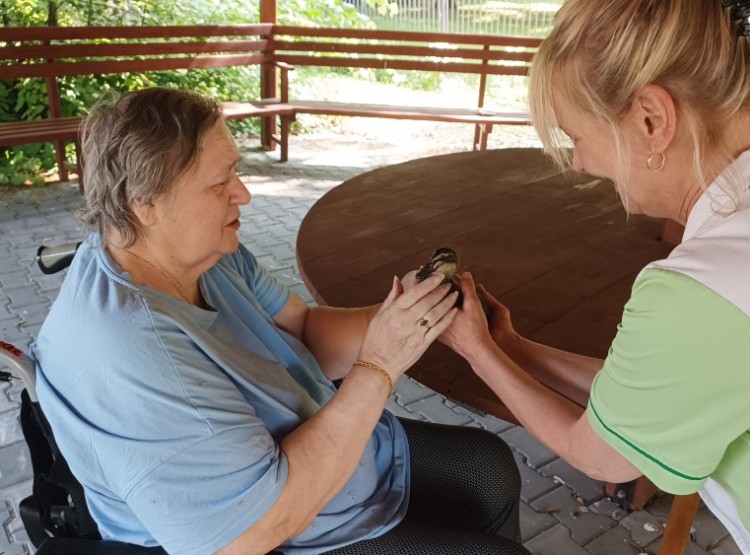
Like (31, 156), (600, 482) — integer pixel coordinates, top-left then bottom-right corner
(125, 426), (288, 555)
(234, 244), (290, 317)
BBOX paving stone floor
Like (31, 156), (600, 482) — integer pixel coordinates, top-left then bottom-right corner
(0, 122), (741, 554)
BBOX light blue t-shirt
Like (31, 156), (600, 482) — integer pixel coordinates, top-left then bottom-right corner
(33, 233), (409, 555)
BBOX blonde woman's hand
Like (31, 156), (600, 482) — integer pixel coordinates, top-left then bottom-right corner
(357, 274), (458, 381)
(439, 272), (494, 360)
(478, 284), (520, 349)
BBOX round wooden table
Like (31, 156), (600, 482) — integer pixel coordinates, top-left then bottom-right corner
(296, 147), (673, 421)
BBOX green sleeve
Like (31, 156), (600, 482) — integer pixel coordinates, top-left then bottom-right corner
(587, 268), (750, 494)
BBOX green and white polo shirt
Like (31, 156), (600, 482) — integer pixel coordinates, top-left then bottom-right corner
(588, 152), (750, 553)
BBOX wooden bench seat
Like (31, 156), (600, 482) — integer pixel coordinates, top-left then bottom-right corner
(287, 101), (530, 149)
(0, 118), (82, 146)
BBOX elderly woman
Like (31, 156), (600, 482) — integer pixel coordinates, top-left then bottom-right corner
(32, 87), (529, 555)
(442, 0), (750, 552)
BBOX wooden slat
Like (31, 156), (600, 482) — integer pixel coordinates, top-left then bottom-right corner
(0, 40), (268, 62)
(273, 25), (543, 48)
(287, 100), (530, 124)
(0, 119), (82, 146)
(275, 55), (529, 76)
(270, 40), (535, 62)
(221, 101), (293, 119)
(0, 102), (289, 148)
(0, 53), (271, 79)
(0, 24), (274, 42)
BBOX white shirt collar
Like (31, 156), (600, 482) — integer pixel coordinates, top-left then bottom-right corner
(682, 150), (750, 242)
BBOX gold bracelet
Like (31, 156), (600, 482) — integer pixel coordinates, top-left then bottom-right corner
(352, 360), (394, 396)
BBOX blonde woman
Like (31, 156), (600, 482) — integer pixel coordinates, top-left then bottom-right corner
(442, 1), (750, 552)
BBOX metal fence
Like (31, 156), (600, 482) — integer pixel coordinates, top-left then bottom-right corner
(349, 0), (562, 37)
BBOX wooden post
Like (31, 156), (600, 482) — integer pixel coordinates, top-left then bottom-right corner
(44, 76), (70, 183)
(658, 493), (700, 555)
(260, 0), (278, 152)
(474, 44), (490, 150)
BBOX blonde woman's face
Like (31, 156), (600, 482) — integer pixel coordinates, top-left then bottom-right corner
(556, 101), (618, 181)
(555, 100), (664, 216)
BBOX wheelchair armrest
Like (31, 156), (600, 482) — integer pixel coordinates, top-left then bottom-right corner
(0, 341), (37, 402)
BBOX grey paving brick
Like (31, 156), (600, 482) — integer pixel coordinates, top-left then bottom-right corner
(530, 484), (617, 545)
(5, 286), (42, 310)
(500, 426), (558, 469)
(384, 399), (422, 419)
(520, 501), (558, 543)
(392, 375), (436, 405)
(642, 492), (681, 520)
(261, 244), (297, 264)
(1, 481), (34, 526)
(254, 253), (294, 272)
(710, 535), (743, 555)
(583, 525), (642, 555)
(13, 303), (48, 330)
(647, 536), (712, 555)
(523, 523), (591, 555)
(268, 271), (303, 289)
(537, 457), (606, 505)
(619, 509), (666, 548)
(0, 442), (32, 489)
(405, 394), (475, 426)
(516, 453), (560, 504)
(0, 271), (33, 291)
(1, 382), (23, 410)
(692, 506), (732, 550)
(0, 410), (23, 446)
(588, 497), (628, 522)
(469, 412), (515, 435)
(30, 273), (66, 294)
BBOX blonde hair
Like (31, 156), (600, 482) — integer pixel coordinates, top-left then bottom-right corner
(529, 0), (750, 208)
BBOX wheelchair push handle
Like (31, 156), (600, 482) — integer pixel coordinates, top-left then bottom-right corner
(37, 242), (82, 275)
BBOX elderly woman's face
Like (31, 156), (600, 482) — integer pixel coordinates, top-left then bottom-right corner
(144, 121), (251, 271)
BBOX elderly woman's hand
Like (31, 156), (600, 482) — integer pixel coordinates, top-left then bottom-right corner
(399, 269), (419, 291)
(356, 274), (458, 382)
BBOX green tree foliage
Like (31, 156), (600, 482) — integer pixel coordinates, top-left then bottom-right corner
(0, 0), (368, 185)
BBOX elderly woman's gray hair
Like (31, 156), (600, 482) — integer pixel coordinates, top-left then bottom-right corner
(77, 87), (224, 247)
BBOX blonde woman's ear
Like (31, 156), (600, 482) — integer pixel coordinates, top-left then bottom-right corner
(632, 84), (678, 152)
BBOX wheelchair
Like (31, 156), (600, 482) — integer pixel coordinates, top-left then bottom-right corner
(1, 243), (166, 554)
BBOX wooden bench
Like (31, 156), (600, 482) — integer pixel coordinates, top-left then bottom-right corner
(1, 25), (537, 187)
(0, 24), (295, 190)
(269, 25), (536, 150)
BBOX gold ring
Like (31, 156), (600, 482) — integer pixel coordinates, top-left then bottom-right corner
(420, 317), (429, 327)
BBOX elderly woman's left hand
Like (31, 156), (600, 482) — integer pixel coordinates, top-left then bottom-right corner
(439, 272), (494, 360)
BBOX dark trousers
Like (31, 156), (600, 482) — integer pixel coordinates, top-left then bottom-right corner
(322, 418), (530, 555)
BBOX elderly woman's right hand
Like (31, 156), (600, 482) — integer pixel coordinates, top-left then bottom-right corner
(357, 274), (458, 382)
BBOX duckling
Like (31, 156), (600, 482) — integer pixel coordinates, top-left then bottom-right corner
(415, 247), (490, 318)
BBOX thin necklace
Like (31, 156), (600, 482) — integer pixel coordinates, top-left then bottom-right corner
(125, 250), (193, 305)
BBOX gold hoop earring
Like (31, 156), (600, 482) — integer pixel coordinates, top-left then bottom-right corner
(647, 150), (666, 172)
